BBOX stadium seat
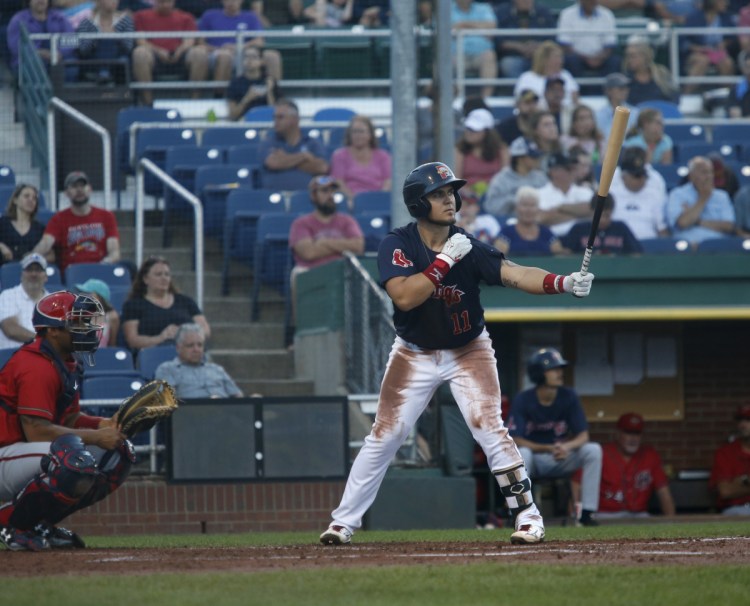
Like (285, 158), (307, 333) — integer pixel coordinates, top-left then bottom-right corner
(489, 106), (513, 122)
(356, 213), (390, 253)
(327, 125), (388, 151)
(639, 237), (692, 254)
(0, 347), (17, 369)
(676, 142), (737, 164)
(352, 191), (391, 215)
(664, 124), (706, 143)
(651, 164), (688, 191)
(108, 285), (129, 314)
(312, 107), (356, 122)
(711, 124), (750, 146)
(136, 127), (196, 198)
(0, 261), (63, 290)
(244, 104), (275, 123)
(636, 100), (682, 118)
(0, 164), (15, 186)
(201, 126), (266, 150)
(137, 344), (177, 380)
(64, 263), (132, 291)
(696, 237), (750, 253)
(221, 189), (286, 294)
(85, 347), (137, 378)
(250, 213), (297, 321)
(82, 375), (144, 399)
(195, 164), (258, 237)
(226, 142), (264, 166)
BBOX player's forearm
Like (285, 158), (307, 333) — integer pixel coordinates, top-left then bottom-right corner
(386, 275), (438, 312)
(717, 477), (750, 500)
(565, 431), (589, 451)
(657, 487), (676, 516)
(501, 263), (549, 294)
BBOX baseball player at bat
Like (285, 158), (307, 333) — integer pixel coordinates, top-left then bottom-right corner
(320, 162), (594, 546)
(0, 291), (134, 551)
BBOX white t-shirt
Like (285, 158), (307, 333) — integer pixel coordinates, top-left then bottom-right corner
(556, 4), (618, 57)
(0, 285), (47, 350)
(535, 182), (595, 236)
(513, 70), (580, 108)
(609, 167), (668, 240)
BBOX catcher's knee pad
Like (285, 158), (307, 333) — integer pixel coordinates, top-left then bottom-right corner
(493, 464), (534, 516)
(41, 435), (99, 499)
(86, 440), (135, 503)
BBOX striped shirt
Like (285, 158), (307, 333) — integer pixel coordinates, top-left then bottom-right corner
(76, 12), (135, 58)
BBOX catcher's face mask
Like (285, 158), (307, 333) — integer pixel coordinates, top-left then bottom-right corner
(66, 294), (105, 365)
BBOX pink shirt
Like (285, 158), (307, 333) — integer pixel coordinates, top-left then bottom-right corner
(329, 147), (392, 195)
(289, 212), (364, 269)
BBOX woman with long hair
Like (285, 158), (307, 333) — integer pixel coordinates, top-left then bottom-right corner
(623, 108), (674, 165)
(122, 256), (210, 351)
(75, 0), (135, 84)
(454, 108), (506, 203)
(560, 104), (606, 165)
(623, 35), (679, 105)
(0, 183), (45, 264)
(514, 41), (579, 108)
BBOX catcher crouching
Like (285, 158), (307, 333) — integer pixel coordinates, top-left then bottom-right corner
(0, 291), (177, 551)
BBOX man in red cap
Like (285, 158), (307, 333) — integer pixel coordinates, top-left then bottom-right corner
(710, 405), (750, 515)
(594, 412), (675, 519)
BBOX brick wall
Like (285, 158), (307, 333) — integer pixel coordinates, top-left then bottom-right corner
(587, 321), (750, 473)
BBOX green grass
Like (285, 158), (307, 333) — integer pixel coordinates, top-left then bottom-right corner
(4, 523), (749, 606)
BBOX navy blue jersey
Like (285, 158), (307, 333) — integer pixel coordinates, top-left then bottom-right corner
(377, 222), (505, 350)
(507, 386), (589, 444)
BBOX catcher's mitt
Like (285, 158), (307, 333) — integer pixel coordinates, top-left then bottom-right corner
(116, 380), (179, 439)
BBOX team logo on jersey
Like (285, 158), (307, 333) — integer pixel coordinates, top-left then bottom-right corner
(432, 284), (464, 306)
(436, 164), (451, 180)
(392, 249), (413, 268)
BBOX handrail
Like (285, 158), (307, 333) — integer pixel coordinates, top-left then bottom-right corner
(47, 97), (112, 211)
(135, 158), (204, 309)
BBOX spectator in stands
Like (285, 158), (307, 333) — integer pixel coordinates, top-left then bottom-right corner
(528, 110), (562, 169)
(623, 108), (674, 165)
(303, 0), (353, 26)
(0, 183), (45, 264)
(568, 144), (598, 190)
(560, 104), (606, 166)
(122, 256), (210, 351)
(710, 404), (750, 515)
(728, 51), (750, 118)
(258, 98), (329, 191)
(451, 0), (498, 99)
(453, 108), (505, 205)
(226, 44), (280, 121)
(593, 412), (676, 519)
(132, 0), (208, 106)
(74, 277), (119, 346)
(0, 253), (49, 351)
(622, 35), (679, 106)
(561, 193), (643, 254)
(513, 41), (579, 109)
(53, 0), (94, 28)
(737, 2), (750, 70)
(176, 0), (220, 18)
(508, 347), (602, 527)
(329, 114), (392, 201)
(556, 0), (620, 79)
(649, 0), (700, 25)
(497, 89), (539, 147)
(353, 0), (389, 27)
(155, 323), (244, 399)
(536, 152), (595, 237)
(7, 0), (76, 75)
(708, 152), (739, 200)
(594, 73), (639, 146)
(732, 184), (750, 237)
(455, 197), (502, 246)
(494, 0), (555, 79)
(197, 0), (282, 94)
(495, 186), (564, 256)
(75, 0), (135, 85)
(609, 146), (670, 240)
(250, 0), (304, 27)
(32, 171), (121, 272)
(541, 76), (569, 135)
(484, 136), (548, 217)
(666, 156), (736, 245)
(680, 0), (735, 94)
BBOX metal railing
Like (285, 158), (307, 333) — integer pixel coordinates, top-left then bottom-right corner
(342, 251), (394, 395)
(47, 96), (112, 211)
(134, 157), (204, 309)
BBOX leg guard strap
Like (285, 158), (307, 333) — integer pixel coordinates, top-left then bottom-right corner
(493, 464), (535, 516)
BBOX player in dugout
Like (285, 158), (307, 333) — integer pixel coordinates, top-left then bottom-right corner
(0, 291), (132, 552)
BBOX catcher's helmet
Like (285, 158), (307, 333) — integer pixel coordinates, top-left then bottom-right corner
(527, 347), (569, 385)
(33, 291), (104, 356)
(402, 162), (466, 218)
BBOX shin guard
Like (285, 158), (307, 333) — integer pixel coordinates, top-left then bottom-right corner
(494, 464), (535, 518)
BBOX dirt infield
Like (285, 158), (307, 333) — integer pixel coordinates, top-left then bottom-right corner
(2, 536), (748, 576)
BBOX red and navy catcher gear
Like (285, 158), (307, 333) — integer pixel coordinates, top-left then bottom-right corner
(527, 347), (569, 385)
(403, 162), (467, 218)
(33, 291), (104, 362)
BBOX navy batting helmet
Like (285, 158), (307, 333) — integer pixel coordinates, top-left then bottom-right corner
(33, 291), (104, 355)
(527, 347), (569, 385)
(402, 162), (466, 218)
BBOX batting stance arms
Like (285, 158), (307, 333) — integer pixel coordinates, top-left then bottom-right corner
(320, 162), (593, 548)
(0, 292), (134, 552)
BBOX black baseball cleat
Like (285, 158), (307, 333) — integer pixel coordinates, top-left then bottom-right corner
(34, 523), (86, 549)
(0, 526), (50, 551)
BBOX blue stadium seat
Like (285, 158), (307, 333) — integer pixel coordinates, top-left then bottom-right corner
(226, 142), (264, 166)
(312, 107), (356, 122)
(637, 100), (682, 118)
(711, 124), (750, 145)
(108, 285), (129, 315)
(676, 142), (737, 164)
(651, 163), (688, 191)
(250, 213), (297, 321)
(195, 164), (258, 237)
(664, 124), (706, 143)
(696, 237), (750, 253)
(244, 104), (274, 122)
(0, 347), (17, 369)
(82, 375), (144, 399)
(356, 213), (390, 253)
(0, 261), (63, 290)
(639, 237), (692, 254)
(136, 127), (196, 197)
(85, 347), (137, 378)
(489, 106), (514, 122)
(201, 126), (265, 149)
(287, 188), (348, 214)
(64, 263), (132, 291)
(0, 164), (15, 186)
(221, 189), (286, 294)
(352, 191), (391, 215)
(137, 344), (177, 380)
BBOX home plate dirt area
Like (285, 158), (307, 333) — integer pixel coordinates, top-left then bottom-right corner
(2, 537), (749, 576)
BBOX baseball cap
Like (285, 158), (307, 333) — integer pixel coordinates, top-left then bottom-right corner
(620, 147), (647, 178)
(464, 108), (495, 132)
(308, 175), (339, 191)
(547, 152), (573, 170)
(64, 171), (89, 189)
(21, 253), (48, 271)
(517, 89), (539, 103)
(545, 76), (565, 89)
(509, 137), (541, 158)
(604, 72), (631, 89)
(75, 278), (111, 302)
(735, 404), (750, 420)
(616, 412), (645, 434)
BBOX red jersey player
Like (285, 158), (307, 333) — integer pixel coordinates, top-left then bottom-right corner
(710, 405), (750, 515)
